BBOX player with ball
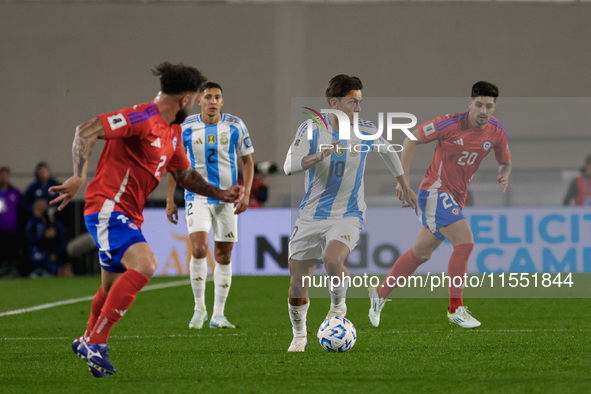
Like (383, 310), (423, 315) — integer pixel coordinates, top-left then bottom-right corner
(283, 74), (417, 352)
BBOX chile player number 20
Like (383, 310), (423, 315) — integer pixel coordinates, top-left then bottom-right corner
(457, 151), (478, 166)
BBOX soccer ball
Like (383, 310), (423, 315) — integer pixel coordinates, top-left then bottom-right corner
(317, 316), (357, 352)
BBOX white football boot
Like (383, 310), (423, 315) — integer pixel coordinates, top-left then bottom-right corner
(188, 309), (208, 329)
(368, 286), (390, 327)
(209, 315), (236, 329)
(325, 303), (347, 320)
(287, 336), (307, 352)
(447, 306), (481, 328)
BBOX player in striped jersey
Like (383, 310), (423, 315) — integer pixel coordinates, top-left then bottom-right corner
(284, 75), (418, 352)
(369, 81), (512, 329)
(166, 82), (254, 330)
(49, 63), (243, 377)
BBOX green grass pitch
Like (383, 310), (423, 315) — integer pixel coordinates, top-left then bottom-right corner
(1, 275), (590, 393)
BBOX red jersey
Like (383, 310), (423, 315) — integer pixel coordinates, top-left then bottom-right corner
(418, 112), (511, 207)
(84, 102), (190, 227)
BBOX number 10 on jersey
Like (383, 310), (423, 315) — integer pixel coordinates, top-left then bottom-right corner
(329, 161), (345, 178)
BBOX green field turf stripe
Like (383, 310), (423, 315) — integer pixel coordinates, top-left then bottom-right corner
(4, 327), (590, 342)
(386, 328), (591, 334)
(2, 333), (246, 341)
(0, 279), (190, 317)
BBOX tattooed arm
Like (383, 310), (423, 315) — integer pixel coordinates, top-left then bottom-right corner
(49, 118), (105, 210)
(171, 168), (244, 204)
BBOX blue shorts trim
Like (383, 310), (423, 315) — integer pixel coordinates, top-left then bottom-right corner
(418, 189), (465, 241)
(84, 212), (146, 273)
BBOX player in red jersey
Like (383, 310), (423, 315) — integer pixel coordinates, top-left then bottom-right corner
(368, 81), (512, 329)
(49, 63), (243, 378)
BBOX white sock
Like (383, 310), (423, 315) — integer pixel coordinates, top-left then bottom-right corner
(329, 276), (349, 310)
(288, 300), (310, 338)
(213, 262), (232, 317)
(190, 257), (208, 310)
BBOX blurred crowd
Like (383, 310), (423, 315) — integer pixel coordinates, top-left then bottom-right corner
(563, 154), (591, 207)
(0, 162), (72, 278)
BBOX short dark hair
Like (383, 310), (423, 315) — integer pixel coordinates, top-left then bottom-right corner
(152, 62), (207, 95)
(0, 166), (9, 174)
(471, 81), (499, 100)
(35, 161), (49, 172)
(198, 82), (223, 96)
(325, 74), (363, 103)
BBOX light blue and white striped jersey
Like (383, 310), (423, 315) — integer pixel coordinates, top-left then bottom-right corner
(287, 114), (388, 227)
(182, 113), (254, 204)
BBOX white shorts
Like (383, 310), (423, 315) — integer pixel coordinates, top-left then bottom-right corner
(185, 199), (238, 243)
(289, 217), (360, 261)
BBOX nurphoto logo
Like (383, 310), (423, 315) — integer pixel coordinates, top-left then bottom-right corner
(302, 107), (418, 153)
(302, 107), (418, 141)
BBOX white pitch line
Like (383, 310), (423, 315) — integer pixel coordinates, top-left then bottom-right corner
(0, 279), (190, 318)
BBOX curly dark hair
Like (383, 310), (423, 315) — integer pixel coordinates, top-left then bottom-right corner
(152, 62), (207, 95)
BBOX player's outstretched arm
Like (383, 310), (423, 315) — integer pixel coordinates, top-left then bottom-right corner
(172, 167), (244, 204)
(166, 173), (179, 224)
(401, 129), (422, 182)
(496, 159), (512, 193)
(301, 141), (339, 170)
(396, 174), (418, 215)
(376, 142), (417, 214)
(284, 140), (339, 175)
(49, 117), (105, 211)
(395, 130), (423, 203)
(234, 154), (254, 214)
